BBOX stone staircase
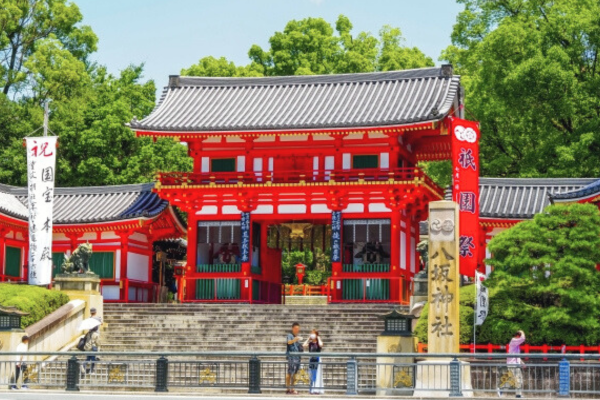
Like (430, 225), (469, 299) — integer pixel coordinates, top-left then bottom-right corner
(101, 303), (401, 354)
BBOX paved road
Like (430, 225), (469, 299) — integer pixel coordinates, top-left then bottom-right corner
(0, 391), (372, 400)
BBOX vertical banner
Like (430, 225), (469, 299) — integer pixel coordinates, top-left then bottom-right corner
(428, 201), (460, 354)
(240, 212), (250, 262)
(450, 117), (480, 277)
(26, 136), (58, 285)
(475, 271), (488, 326)
(331, 211), (341, 262)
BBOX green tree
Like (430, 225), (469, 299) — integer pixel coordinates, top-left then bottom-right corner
(0, 0), (97, 97)
(443, 0), (600, 178)
(485, 203), (600, 345)
(185, 15), (433, 78)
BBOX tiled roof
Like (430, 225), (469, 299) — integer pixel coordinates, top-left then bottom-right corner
(550, 179), (600, 202)
(0, 184), (29, 220)
(479, 177), (598, 219)
(0, 183), (169, 224)
(129, 66), (461, 133)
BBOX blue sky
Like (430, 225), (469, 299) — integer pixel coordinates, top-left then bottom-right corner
(76, 0), (463, 93)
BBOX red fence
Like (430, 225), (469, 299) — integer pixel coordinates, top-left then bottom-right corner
(157, 168), (444, 196)
(418, 342), (600, 356)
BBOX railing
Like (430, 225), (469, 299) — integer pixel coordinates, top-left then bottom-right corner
(282, 284), (327, 296)
(342, 263), (390, 273)
(0, 351), (598, 396)
(0, 275), (27, 283)
(196, 264), (241, 273)
(327, 277), (410, 305)
(156, 168), (443, 196)
(420, 342), (600, 357)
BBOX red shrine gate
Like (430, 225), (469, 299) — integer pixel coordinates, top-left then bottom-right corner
(130, 66), (481, 303)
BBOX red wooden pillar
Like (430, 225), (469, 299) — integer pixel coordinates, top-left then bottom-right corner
(185, 212), (198, 302)
(188, 141), (203, 173)
(0, 228), (6, 278)
(118, 231), (132, 303)
(389, 209), (403, 302)
(22, 231), (29, 281)
(388, 132), (400, 169)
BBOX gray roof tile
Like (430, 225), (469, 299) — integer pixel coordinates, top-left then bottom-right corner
(129, 66), (461, 133)
(478, 177), (598, 219)
(0, 183), (169, 224)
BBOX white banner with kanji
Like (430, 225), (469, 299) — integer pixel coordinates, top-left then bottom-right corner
(26, 136), (57, 285)
(475, 271), (488, 326)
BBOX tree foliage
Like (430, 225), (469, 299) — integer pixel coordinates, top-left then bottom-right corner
(484, 203), (600, 345)
(416, 204), (600, 346)
(0, 0), (191, 187)
(185, 15), (434, 77)
(444, 0), (600, 178)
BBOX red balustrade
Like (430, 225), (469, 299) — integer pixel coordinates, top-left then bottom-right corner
(156, 168), (444, 196)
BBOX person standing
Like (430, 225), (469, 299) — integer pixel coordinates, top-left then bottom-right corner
(304, 330), (324, 395)
(90, 307), (102, 324)
(498, 330), (526, 398)
(286, 322), (303, 395)
(82, 326), (101, 375)
(11, 335), (29, 390)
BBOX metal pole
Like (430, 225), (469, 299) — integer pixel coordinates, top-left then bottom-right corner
(155, 356), (169, 392)
(346, 357), (358, 395)
(248, 356), (262, 394)
(65, 356), (80, 391)
(449, 357), (463, 397)
(43, 102), (49, 137)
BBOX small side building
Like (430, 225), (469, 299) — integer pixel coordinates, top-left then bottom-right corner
(0, 183), (185, 302)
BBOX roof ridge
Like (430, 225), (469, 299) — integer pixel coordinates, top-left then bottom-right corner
(170, 66), (456, 89)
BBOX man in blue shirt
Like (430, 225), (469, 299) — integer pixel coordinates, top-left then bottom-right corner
(286, 322), (303, 394)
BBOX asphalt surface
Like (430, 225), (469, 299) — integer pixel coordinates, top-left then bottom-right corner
(0, 392), (370, 400)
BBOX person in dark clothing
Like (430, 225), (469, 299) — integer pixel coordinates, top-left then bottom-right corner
(286, 322), (303, 394)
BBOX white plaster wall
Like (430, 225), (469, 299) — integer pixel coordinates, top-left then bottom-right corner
(201, 157), (209, 172)
(222, 206), (242, 215)
(400, 231), (407, 270)
(253, 205), (274, 214)
(324, 156), (334, 170)
(81, 232), (96, 241)
(278, 204), (307, 214)
(311, 204), (330, 214)
(380, 152), (389, 168)
(127, 252), (149, 281)
(253, 158), (263, 172)
(115, 249), (121, 280)
(129, 232), (147, 243)
(52, 233), (68, 241)
(410, 236), (416, 273)
(237, 156), (245, 172)
(369, 203), (392, 212)
(101, 231), (119, 240)
(342, 154), (351, 169)
(102, 286), (120, 300)
(197, 205), (218, 215)
(343, 203), (364, 213)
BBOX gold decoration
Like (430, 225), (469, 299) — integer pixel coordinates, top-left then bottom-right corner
(108, 364), (127, 384)
(199, 367), (217, 384)
(393, 369), (413, 388)
(280, 223), (313, 240)
(499, 369), (517, 389)
(293, 368), (310, 385)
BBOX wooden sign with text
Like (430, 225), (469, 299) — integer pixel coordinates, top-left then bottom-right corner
(427, 201), (460, 354)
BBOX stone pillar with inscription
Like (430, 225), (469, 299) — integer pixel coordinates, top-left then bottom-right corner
(414, 200), (472, 397)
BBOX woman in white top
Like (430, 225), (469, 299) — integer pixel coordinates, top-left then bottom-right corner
(303, 330), (324, 395)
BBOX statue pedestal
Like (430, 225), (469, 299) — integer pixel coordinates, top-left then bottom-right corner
(413, 359), (473, 398)
(376, 335), (417, 396)
(53, 274), (103, 320)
